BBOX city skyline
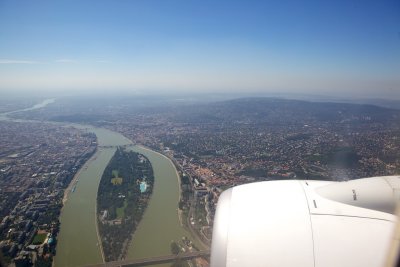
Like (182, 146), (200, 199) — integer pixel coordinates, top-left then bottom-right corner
(0, 0), (399, 99)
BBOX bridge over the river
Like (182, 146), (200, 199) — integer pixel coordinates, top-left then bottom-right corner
(86, 250), (210, 267)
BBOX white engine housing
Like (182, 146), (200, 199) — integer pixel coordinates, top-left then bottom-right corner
(210, 176), (400, 267)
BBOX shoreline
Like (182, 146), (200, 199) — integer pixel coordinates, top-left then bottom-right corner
(135, 145), (183, 197)
(95, 193), (106, 263)
(62, 147), (100, 205)
(134, 145), (185, 227)
(133, 144), (209, 250)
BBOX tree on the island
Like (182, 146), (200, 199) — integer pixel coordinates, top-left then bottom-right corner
(170, 241), (180, 255)
(43, 244), (49, 255)
(0, 251), (6, 267)
(35, 256), (52, 267)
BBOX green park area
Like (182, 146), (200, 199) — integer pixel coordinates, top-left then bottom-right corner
(111, 170), (123, 185)
(116, 200), (128, 219)
(32, 233), (47, 245)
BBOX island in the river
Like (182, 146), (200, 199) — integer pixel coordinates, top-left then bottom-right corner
(97, 147), (154, 261)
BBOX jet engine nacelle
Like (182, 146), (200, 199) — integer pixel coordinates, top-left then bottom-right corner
(210, 176), (400, 267)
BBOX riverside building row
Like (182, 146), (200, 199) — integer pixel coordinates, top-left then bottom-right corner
(0, 121), (97, 266)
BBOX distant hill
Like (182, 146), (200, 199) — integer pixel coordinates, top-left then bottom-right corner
(14, 95), (400, 127)
(170, 97), (400, 125)
(348, 99), (400, 110)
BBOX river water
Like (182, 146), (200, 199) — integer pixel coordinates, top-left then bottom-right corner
(1, 99), (198, 267)
(127, 146), (191, 260)
(54, 128), (130, 267)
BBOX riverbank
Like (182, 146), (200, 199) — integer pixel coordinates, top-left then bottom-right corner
(59, 146), (106, 265)
(126, 145), (202, 262)
(62, 148), (100, 205)
(135, 145), (183, 196)
(94, 187), (106, 263)
(131, 145), (210, 251)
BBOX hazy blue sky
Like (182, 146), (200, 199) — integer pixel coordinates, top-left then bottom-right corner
(0, 0), (399, 98)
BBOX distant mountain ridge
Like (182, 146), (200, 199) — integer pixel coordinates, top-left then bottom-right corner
(9, 95), (400, 127)
(170, 97), (400, 125)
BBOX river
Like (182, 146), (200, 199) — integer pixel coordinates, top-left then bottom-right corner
(1, 99), (199, 267)
(1, 98), (56, 117)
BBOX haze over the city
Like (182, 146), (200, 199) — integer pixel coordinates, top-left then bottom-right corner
(0, 0), (399, 99)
